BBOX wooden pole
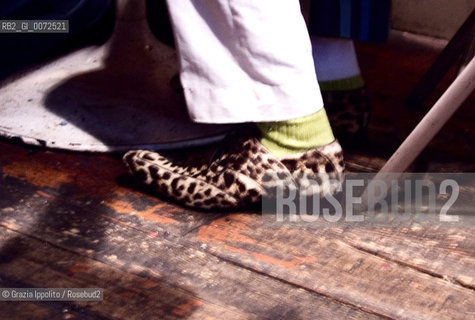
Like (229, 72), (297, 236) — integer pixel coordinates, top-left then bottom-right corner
(380, 56), (475, 174)
(361, 56), (475, 208)
(406, 9), (475, 108)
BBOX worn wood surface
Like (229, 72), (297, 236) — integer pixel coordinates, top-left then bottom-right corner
(1, 137), (474, 319)
(1, 142), (387, 320)
(1, 31), (474, 319)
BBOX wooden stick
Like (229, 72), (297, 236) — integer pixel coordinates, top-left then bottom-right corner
(380, 56), (475, 174)
(361, 56), (475, 208)
(406, 9), (475, 108)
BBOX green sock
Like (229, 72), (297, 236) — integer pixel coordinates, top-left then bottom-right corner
(257, 109), (335, 158)
(319, 74), (365, 92)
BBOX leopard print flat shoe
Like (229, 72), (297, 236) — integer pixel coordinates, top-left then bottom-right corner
(123, 131), (344, 210)
(323, 87), (371, 143)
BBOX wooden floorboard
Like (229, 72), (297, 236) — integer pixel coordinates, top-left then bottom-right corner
(0, 160), (381, 319)
(0, 217), (378, 320)
(330, 227), (475, 289)
(0, 229), (255, 320)
(180, 214), (474, 319)
(0, 142), (218, 237)
(1, 140), (474, 319)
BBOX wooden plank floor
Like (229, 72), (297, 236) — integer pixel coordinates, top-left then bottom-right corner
(1, 31), (474, 319)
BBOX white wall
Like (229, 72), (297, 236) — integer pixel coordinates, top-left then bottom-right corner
(391, 0), (474, 39)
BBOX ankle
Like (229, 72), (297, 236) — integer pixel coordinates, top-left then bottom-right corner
(257, 109), (334, 157)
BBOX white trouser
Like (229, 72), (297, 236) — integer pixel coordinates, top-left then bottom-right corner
(311, 37), (361, 82)
(165, 0), (323, 123)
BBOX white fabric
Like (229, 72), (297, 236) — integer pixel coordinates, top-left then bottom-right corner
(165, 0), (323, 124)
(311, 37), (361, 82)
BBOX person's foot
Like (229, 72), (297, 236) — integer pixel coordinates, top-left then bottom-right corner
(323, 87), (371, 143)
(311, 38), (371, 143)
(123, 128), (344, 210)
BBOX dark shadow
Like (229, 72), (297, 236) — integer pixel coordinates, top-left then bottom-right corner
(41, 0), (228, 150)
(146, 0), (175, 48)
(0, 172), (111, 317)
(0, 166), (200, 319)
(0, 0), (115, 81)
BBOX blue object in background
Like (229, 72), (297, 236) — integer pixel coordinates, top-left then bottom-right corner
(308, 0), (391, 42)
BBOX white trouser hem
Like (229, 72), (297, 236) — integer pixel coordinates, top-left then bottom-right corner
(166, 0), (323, 124)
(184, 76), (324, 124)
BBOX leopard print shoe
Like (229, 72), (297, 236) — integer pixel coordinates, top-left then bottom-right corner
(123, 132), (344, 210)
(323, 87), (371, 143)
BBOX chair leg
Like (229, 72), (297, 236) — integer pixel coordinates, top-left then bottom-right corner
(381, 56), (475, 174)
(361, 56), (474, 208)
(406, 9), (475, 109)
(458, 36), (475, 75)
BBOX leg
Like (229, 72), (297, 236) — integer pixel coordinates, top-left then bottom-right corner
(164, 0), (323, 123)
(124, 0), (344, 209)
(311, 37), (370, 142)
